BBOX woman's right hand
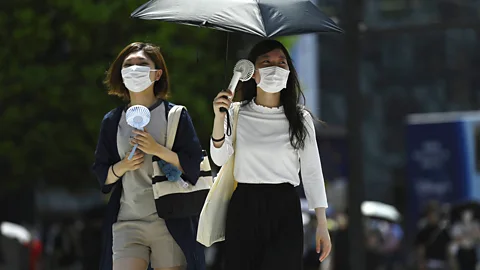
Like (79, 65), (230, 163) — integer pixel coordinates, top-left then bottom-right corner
(213, 90), (233, 119)
(116, 150), (144, 175)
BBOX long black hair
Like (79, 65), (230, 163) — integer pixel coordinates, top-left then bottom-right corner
(239, 39), (308, 150)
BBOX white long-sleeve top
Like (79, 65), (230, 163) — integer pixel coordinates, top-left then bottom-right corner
(210, 100), (328, 209)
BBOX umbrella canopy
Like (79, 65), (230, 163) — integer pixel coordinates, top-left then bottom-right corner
(131, 0), (342, 37)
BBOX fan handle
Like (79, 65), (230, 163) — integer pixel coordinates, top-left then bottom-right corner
(128, 144), (139, 160)
(128, 127), (144, 160)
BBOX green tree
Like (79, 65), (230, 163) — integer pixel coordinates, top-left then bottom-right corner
(0, 0), (240, 191)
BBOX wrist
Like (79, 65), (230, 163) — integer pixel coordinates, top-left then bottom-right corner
(153, 143), (165, 157)
(214, 115), (225, 123)
(317, 219), (328, 227)
(112, 162), (126, 177)
(315, 207), (328, 225)
(211, 134), (225, 142)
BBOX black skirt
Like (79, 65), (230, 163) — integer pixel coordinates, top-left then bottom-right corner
(225, 183), (304, 270)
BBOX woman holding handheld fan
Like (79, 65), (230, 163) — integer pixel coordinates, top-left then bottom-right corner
(92, 42), (205, 270)
(211, 39), (331, 270)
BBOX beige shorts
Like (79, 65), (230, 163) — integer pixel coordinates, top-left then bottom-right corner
(112, 217), (187, 268)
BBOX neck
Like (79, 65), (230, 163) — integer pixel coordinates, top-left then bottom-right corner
(129, 88), (157, 107)
(255, 88), (281, 108)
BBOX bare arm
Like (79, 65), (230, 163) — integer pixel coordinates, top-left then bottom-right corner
(153, 145), (184, 173)
(105, 163), (122, 185)
(211, 90), (232, 147)
(210, 90), (235, 166)
(315, 207), (328, 225)
(105, 150), (145, 185)
(315, 207), (332, 262)
(212, 116), (226, 148)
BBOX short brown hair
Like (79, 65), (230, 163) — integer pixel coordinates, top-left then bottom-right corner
(104, 42), (170, 100)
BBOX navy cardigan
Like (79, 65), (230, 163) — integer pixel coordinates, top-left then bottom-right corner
(92, 100), (206, 270)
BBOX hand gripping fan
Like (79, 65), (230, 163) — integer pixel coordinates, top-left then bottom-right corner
(126, 105), (151, 160)
(219, 59), (255, 113)
(220, 59), (255, 136)
(227, 59), (255, 97)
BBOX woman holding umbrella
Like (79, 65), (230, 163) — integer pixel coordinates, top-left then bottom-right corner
(92, 42), (205, 270)
(210, 39), (331, 270)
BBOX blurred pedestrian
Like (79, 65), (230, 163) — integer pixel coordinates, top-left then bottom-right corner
(451, 209), (480, 270)
(414, 201), (451, 270)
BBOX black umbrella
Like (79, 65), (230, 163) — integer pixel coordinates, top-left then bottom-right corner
(131, 0), (342, 37)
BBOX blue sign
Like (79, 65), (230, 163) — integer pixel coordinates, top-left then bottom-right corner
(406, 112), (480, 233)
(460, 118), (480, 200)
(406, 120), (465, 233)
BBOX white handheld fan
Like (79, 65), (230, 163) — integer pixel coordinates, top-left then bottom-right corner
(219, 59), (255, 136)
(228, 59), (255, 96)
(126, 105), (151, 160)
(219, 59), (255, 114)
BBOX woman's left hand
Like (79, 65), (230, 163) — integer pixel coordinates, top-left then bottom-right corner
(131, 128), (162, 156)
(316, 223), (332, 262)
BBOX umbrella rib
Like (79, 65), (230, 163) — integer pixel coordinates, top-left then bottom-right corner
(256, 2), (268, 37)
(200, 1), (267, 37)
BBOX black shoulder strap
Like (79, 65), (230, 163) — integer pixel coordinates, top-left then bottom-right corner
(164, 100), (170, 121)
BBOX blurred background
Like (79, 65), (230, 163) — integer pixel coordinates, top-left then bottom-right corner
(2, 0), (480, 269)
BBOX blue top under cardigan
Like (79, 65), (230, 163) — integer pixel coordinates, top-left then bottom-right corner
(91, 100), (206, 270)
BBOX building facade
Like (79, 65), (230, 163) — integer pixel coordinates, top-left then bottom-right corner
(318, 0), (480, 210)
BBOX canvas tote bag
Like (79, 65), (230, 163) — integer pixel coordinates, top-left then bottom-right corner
(152, 105), (213, 218)
(197, 103), (241, 247)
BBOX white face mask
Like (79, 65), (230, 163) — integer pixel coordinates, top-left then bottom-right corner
(257, 66), (290, 93)
(121, 65), (156, 93)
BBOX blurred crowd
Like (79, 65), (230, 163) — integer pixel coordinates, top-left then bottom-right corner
(413, 201), (480, 270)
(1, 199), (480, 270)
(0, 205), (104, 270)
(329, 209), (404, 270)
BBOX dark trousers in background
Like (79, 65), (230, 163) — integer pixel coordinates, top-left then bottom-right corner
(457, 247), (477, 270)
(225, 183), (304, 270)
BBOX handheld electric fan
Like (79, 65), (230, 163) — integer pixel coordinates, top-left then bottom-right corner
(219, 59), (255, 113)
(126, 105), (151, 160)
